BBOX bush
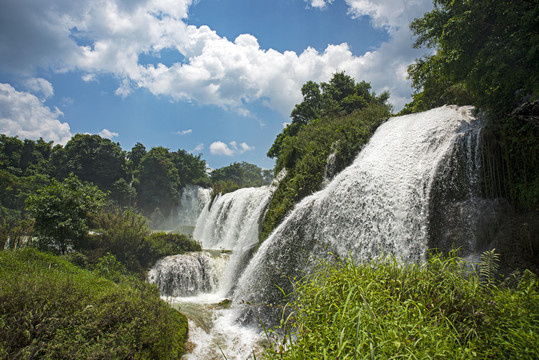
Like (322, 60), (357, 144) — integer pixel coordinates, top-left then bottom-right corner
(0, 248), (188, 359)
(264, 252), (539, 359)
(138, 232), (202, 269)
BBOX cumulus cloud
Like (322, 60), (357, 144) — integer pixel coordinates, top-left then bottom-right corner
(0, 83), (72, 144)
(0, 0), (432, 114)
(98, 128), (119, 139)
(210, 141), (254, 156)
(23, 78), (54, 99)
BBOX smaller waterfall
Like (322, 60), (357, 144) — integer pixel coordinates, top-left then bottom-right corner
(161, 185), (211, 233)
(148, 186), (276, 359)
(147, 251), (229, 297)
(194, 186), (275, 296)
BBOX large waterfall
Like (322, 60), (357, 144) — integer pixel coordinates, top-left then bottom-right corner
(233, 105), (482, 324)
(148, 106), (484, 358)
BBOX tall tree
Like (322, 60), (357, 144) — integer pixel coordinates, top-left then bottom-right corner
(136, 147), (180, 217)
(26, 174), (107, 253)
(59, 134), (128, 191)
(268, 73), (390, 160)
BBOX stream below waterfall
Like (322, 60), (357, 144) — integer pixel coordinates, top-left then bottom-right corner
(147, 106), (486, 359)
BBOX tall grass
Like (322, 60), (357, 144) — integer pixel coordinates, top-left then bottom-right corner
(264, 252), (538, 359)
(0, 248), (188, 359)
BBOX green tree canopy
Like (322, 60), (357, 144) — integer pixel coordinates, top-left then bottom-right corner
(26, 174), (107, 253)
(403, 0), (539, 116)
(211, 161), (271, 192)
(172, 149), (210, 187)
(268, 72), (390, 159)
(57, 134), (128, 191)
(136, 147), (180, 217)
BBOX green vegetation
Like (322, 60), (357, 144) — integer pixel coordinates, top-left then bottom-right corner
(403, 0), (538, 209)
(210, 161), (273, 196)
(264, 252), (539, 359)
(26, 174), (108, 254)
(0, 247), (188, 359)
(0, 132), (270, 228)
(261, 73), (392, 240)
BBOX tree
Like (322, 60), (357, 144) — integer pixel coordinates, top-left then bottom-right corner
(211, 162), (267, 188)
(172, 149), (210, 187)
(127, 142), (146, 175)
(59, 134), (128, 191)
(136, 147), (180, 217)
(26, 174), (107, 253)
(268, 73), (390, 160)
(93, 207), (151, 272)
(406, 0), (538, 116)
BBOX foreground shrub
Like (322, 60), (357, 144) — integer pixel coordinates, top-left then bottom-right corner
(264, 253), (538, 359)
(0, 248), (188, 359)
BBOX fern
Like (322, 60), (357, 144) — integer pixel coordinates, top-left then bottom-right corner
(479, 249), (499, 287)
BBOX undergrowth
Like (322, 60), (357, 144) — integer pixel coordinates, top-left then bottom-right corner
(263, 252), (538, 359)
(0, 247), (188, 359)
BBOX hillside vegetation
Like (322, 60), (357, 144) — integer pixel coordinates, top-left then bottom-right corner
(261, 73), (392, 240)
(0, 248), (188, 359)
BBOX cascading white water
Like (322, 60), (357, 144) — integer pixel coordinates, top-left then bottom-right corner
(148, 106), (484, 357)
(161, 185), (211, 233)
(194, 186), (275, 296)
(178, 185), (212, 227)
(147, 251), (229, 297)
(149, 185), (275, 359)
(233, 105), (482, 324)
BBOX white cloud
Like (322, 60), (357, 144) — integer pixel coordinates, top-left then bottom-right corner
(23, 78), (54, 99)
(175, 129), (192, 135)
(307, 0), (334, 9)
(210, 141), (234, 156)
(210, 140), (255, 156)
(191, 143), (204, 153)
(0, 83), (72, 144)
(82, 74), (98, 82)
(98, 128), (119, 139)
(345, 0), (431, 31)
(0, 0), (433, 114)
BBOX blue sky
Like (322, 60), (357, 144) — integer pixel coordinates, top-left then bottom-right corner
(0, 0), (433, 170)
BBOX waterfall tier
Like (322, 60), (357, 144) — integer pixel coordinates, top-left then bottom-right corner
(147, 251), (229, 297)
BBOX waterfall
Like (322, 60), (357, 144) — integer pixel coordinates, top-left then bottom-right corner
(148, 186), (276, 359)
(161, 185), (211, 233)
(193, 186), (274, 296)
(147, 251), (229, 297)
(233, 105), (483, 325)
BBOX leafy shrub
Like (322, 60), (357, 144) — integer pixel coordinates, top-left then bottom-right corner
(92, 207), (151, 272)
(138, 232), (202, 269)
(25, 174), (107, 254)
(0, 248), (188, 359)
(264, 252), (538, 359)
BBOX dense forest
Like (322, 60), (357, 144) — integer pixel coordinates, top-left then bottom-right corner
(0, 134), (272, 226)
(1, 0), (538, 358)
